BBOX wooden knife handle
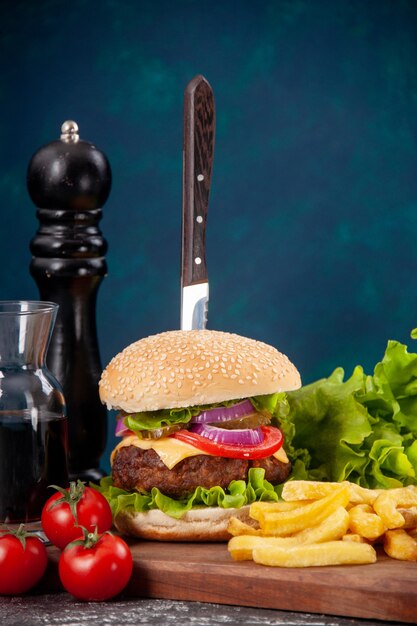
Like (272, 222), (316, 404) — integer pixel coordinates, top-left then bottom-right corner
(181, 75), (215, 287)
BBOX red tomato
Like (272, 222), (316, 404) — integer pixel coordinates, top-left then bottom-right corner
(41, 480), (113, 549)
(171, 425), (283, 459)
(59, 530), (133, 601)
(0, 526), (47, 595)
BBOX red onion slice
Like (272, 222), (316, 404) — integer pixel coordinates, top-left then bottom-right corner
(190, 399), (255, 424)
(190, 423), (264, 446)
(115, 418), (131, 437)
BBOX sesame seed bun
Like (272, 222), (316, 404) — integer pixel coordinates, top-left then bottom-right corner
(99, 329), (301, 413)
(113, 504), (254, 541)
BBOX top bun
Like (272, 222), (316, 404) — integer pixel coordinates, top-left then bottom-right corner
(99, 329), (301, 413)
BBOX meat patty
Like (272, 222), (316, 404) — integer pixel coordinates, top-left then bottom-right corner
(112, 445), (292, 498)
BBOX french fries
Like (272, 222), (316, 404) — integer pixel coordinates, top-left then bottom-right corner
(281, 480), (382, 505)
(342, 533), (367, 543)
(249, 484), (350, 536)
(227, 517), (262, 537)
(228, 535), (296, 561)
(373, 487), (417, 529)
(252, 541), (377, 568)
(398, 507), (417, 529)
(383, 529), (417, 561)
(228, 506), (350, 560)
(227, 480), (417, 568)
(347, 504), (386, 541)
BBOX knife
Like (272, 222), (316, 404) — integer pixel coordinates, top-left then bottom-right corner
(180, 75), (215, 330)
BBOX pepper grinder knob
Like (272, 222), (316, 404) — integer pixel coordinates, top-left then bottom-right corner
(27, 121), (112, 482)
(60, 120), (80, 142)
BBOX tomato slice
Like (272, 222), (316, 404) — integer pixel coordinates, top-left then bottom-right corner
(171, 425), (283, 460)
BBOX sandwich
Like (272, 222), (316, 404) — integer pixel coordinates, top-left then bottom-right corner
(98, 329), (301, 541)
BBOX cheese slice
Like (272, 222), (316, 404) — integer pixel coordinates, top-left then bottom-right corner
(273, 446), (289, 464)
(111, 434), (213, 470)
(111, 433), (289, 470)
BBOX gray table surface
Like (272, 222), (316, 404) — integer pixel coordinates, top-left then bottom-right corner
(0, 595), (408, 626)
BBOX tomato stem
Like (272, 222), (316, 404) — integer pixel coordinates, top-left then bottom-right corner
(47, 480), (86, 523)
(0, 523), (29, 550)
(85, 530), (98, 549)
(66, 525), (106, 550)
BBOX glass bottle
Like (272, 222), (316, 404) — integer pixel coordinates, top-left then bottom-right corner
(0, 301), (68, 523)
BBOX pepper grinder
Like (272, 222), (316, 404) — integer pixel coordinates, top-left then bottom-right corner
(27, 121), (111, 482)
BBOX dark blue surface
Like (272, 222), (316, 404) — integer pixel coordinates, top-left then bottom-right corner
(0, 0), (417, 469)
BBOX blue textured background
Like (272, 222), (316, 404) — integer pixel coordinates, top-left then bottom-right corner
(1, 0), (417, 468)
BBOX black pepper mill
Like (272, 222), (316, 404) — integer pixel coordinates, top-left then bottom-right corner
(27, 121), (111, 482)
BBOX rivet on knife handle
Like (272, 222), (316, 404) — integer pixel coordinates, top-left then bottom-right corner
(181, 75), (215, 330)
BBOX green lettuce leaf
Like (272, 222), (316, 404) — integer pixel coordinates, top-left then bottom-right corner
(251, 392), (287, 414)
(96, 468), (280, 520)
(283, 330), (417, 489)
(124, 394), (285, 436)
(125, 407), (198, 433)
(279, 366), (372, 484)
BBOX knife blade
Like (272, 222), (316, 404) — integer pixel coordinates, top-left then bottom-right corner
(180, 74), (215, 330)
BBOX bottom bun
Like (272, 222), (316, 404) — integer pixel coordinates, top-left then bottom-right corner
(113, 505), (254, 542)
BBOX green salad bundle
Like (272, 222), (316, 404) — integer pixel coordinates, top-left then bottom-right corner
(277, 329), (417, 489)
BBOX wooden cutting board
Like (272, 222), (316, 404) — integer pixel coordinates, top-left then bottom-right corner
(43, 540), (416, 622)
